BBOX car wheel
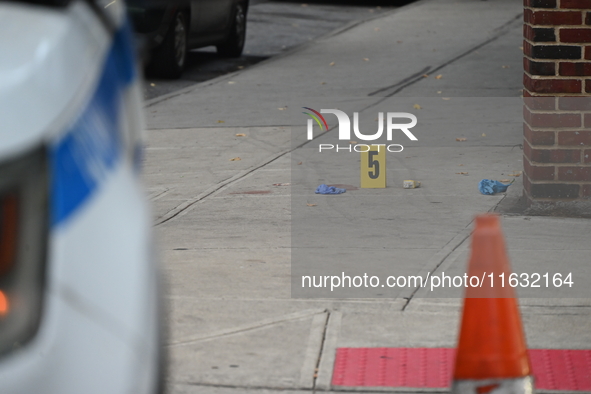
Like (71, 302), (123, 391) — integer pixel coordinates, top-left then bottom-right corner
(216, 3), (246, 58)
(147, 11), (188, 79)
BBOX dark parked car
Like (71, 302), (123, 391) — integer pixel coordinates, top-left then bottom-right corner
(128, 0), (248, 78)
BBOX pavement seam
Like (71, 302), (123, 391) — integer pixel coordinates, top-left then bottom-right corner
(368, 67), (432, 97)
(154, 123), (341, 225)
(401, 227), (474, 311)
(168, 308), (327, 347)
(169, 381), (582, 394)
(169, 381), (316, 392)
(489, 190), (509, 213)
(299, 312), (330, 390)
(153, 152), (282, 226)
(401, 189), (529, 311)
(315, 311), (342, 392)
(365, 12), (523, 100)
(170, 380), (450, 393)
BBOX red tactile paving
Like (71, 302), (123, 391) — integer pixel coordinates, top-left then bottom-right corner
(332, 348), (591, 391)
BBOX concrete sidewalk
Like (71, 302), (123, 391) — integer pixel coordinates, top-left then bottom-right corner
(142, 0), (591, 392)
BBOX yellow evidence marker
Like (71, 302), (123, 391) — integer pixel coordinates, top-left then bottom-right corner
(360, 145), (386, 188)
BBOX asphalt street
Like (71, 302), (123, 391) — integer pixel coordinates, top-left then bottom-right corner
(142, 0), (402, 100)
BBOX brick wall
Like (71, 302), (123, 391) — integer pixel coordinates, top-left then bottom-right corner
(523, 0), (591, 215)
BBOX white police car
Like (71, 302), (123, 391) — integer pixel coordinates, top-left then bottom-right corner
(0, 0), (163, 392)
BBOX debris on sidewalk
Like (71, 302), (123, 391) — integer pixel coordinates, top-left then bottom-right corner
(235, 133), (246, 137)
(306, 203), (317, 207)
(508, 171), (522, 177)
(315, 184), (346, 194)
(456, 137), (467, 142)
(273, 183), (291, 186)
(230, 157), (241, 161)
(456, 172), (469, 175)
(403, 180), (421, 189)
(435, 74), (443, 79)
(413, 104), (422, 109)
(478, 179), (512, 195)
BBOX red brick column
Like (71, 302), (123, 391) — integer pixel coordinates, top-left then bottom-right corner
(523, 0), (591, 215)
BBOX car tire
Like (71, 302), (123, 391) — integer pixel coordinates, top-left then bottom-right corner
(147, 11), (188, 79)
(216, 2), (246, 58)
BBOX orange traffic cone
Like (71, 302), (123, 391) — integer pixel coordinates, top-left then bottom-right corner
(452, 214), (534, 394)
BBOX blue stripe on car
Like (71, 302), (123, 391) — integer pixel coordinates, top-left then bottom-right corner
(50, 21), (136, 227)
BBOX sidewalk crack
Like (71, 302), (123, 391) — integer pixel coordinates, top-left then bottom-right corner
(401, 224), (473, 311)
(312, 311), (330, 393)
(154, 126), (336, 226)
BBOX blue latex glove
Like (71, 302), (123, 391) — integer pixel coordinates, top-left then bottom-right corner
(478, 179), (511, 195)
(315, 184), (346, 194)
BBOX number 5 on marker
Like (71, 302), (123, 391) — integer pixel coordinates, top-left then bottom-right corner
(360, 145), (386, 188)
